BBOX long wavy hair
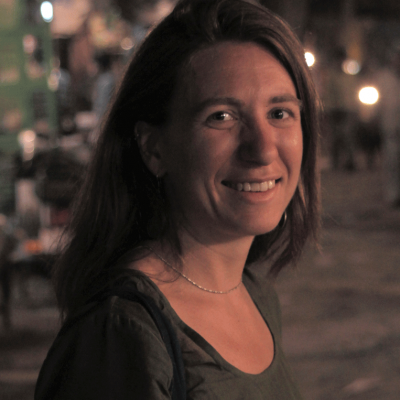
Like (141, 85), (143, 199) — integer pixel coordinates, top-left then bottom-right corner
(54, 0), (320, 318)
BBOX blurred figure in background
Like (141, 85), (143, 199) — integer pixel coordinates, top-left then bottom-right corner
(93, 54), (119, 121)
(0, 215), (17, 330)
(325, 48), (359, 171)
(57, 58), (75, 136)
(374, 50), (400, 206)
(91, 52), (120, 142)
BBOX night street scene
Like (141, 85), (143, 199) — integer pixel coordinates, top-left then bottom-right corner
(1, 0), (400, 399)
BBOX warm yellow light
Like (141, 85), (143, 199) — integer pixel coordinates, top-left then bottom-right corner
(305, 52), (315, 67)
(359, 87), (379, 105)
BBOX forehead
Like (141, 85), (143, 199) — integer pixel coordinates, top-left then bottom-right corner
(171, 41), (297, 108)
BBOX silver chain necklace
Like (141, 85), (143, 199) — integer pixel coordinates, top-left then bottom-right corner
(146, 246), (243, 294)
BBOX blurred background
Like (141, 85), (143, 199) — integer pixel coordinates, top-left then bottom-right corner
(0, 0), (399, 399)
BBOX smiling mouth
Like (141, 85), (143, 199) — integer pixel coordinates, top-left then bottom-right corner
(222, 179), (278, 192)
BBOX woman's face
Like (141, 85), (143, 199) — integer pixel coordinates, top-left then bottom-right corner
(157, 41), (303, 243)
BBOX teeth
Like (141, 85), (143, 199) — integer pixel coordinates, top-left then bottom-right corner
(268, 180), (275, 189)
(233, 180), (276, 192)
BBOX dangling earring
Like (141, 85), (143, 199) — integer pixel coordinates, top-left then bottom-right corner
(147, 173), (164, 238)
(278, 211), (287, 229)
(155, 173), (163, 198)
(134, 125), (140, 141)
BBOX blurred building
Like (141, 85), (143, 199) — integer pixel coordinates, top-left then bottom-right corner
(0, 0), (58, 216)
(2, 0), (400, 236)
(0, 0), (177, 246)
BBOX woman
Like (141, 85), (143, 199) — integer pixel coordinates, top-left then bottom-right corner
(35, 0), (320, 398)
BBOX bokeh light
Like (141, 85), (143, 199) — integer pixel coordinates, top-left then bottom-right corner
(40, 1), (53, 22)
(18, 130), (36, 161)
(359, 87), (379, 105)
(305, 52), (315, 67)
(342, 59), (361, 75)
(47, 68), (60, 91)
(121, 37), (134, 51)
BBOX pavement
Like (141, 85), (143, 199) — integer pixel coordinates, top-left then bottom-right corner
(1, 164), (400, 400)
(277, 167), (400, 400)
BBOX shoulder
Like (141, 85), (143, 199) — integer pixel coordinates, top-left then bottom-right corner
(243, 267), (282, 337)
(59, 295), (167, 348)
(35, 296), (173, 400)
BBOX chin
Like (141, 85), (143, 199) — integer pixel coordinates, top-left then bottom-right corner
(232, 218), (282, 238)
(252, 225), (280, 236)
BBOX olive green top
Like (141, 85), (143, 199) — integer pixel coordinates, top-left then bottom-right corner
(35, 268), (303, 399)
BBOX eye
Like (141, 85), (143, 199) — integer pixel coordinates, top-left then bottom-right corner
(208, 111), (235, 121)
(205, 111), (237, 129)
(270, 109), (290, 120)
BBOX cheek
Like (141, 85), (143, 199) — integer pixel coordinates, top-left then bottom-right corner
(294, 134), (304, 168)
(281, 129), (303, 174)
(162, 135), (209, 189)
(175, 133), (233, 176)
(161, 127), (192, 172)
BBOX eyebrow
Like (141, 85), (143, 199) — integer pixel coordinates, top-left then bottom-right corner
(269, 94), (303, 108)
(193, 97), (244, 114)
(193, 94), (302, 115)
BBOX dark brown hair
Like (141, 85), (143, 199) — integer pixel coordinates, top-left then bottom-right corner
(54, 0), (320, 318)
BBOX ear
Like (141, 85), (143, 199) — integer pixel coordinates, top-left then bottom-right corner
(135, 121), (166, 177)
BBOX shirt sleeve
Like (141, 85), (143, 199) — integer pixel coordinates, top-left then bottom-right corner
(35, 299), (173, 400)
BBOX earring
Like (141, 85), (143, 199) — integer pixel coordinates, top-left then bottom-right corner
(147, 173), (166, 238)
(155, 173), (163, 198)
(134, 123), (141, 141)
(278, 211), (287, 229)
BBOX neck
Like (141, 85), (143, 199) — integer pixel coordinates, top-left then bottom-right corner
(160, 229), (254, 293)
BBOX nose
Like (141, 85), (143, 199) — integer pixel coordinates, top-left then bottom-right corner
(237, 115), (278, 166)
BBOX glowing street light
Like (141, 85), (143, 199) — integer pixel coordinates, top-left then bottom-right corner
(359, 87), (379, 105)
(305, 52), (315, 67)
(40, 1), (53, 23)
